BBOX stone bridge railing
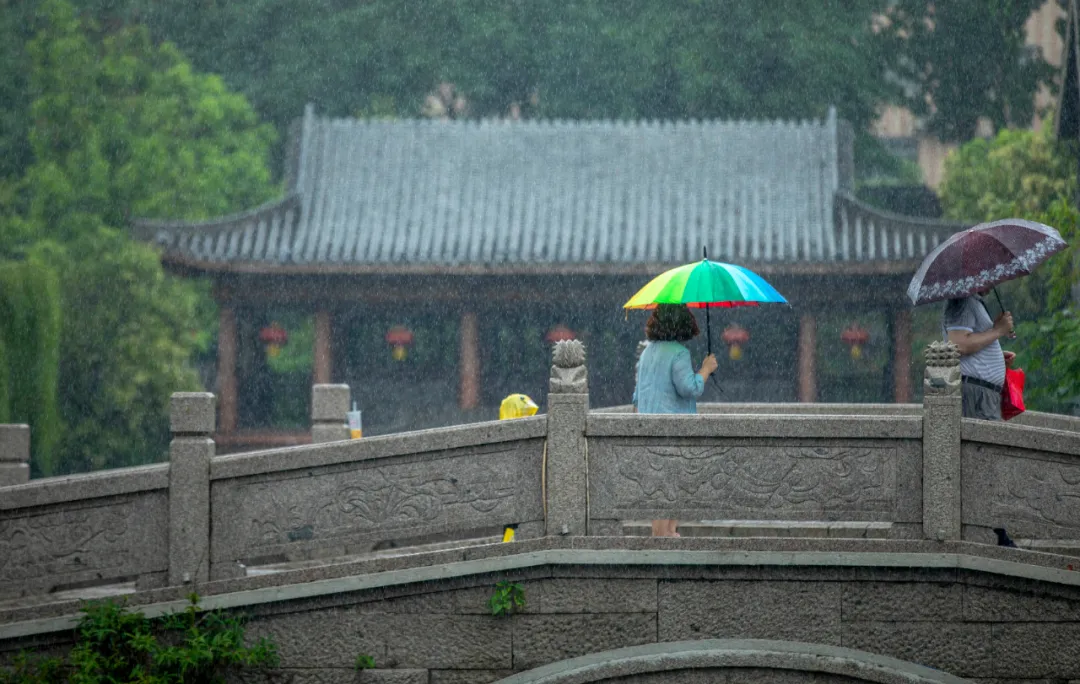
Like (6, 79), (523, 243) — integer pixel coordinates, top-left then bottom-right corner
(4, 340), (1080, 601)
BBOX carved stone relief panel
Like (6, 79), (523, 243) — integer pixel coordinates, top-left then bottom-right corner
(211, 439), (545, 562)
(962, 443), (1080, 537)
(588, 440), (899, 521)
(0, 491), (168, 586)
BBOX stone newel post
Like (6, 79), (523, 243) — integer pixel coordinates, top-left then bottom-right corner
(922, 341), (962, 541)
(546, 340), (589, 536)
(168, 392), (215, 586)
(0, 424), (30, 486)
(311, 384), (351, 443)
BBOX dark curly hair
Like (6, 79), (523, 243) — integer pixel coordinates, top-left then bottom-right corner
(645, 304), (700, 342)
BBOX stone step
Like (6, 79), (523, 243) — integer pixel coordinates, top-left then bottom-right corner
(244, 535), (505, 576)
(622, 520), (893, 539)
(1014, 539), (1080, 557)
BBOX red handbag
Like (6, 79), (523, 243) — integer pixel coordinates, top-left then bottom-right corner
(1001, 367), (1026, 421)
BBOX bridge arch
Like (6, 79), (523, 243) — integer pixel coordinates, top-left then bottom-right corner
(495, 639), (971, 684)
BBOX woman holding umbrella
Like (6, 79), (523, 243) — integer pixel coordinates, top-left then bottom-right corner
(633, 304), (718, 537)
(908, 218), (1067, 420)
(626, 249), (788, 537)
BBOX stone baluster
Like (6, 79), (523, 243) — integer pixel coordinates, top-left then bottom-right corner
(546, 339), (588, 536)
(312, 384), (351, 443)
(0, 424), (30, 486)
(168, 392), (215, 586)
(922, 341), (962, 541)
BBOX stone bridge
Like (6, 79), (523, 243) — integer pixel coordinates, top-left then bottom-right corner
(4, 342), (1080, 684)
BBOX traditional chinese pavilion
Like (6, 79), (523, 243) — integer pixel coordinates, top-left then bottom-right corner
(134, 105), (965, 450)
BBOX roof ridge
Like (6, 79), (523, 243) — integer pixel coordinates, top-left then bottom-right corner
(308, 114), (837, 129)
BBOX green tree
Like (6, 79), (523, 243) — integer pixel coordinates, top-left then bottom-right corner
(879, 0), (1057, 142)
(938, 122), (1080, 412)
(130, 1), (896, 158)
(1, 0), (277, 473)
(939, 121), (1076, 222)
(0, 595), (278, 684)
(0, 260), (61, 476)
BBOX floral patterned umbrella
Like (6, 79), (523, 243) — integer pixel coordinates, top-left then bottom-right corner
(906, 218), (1067, 306)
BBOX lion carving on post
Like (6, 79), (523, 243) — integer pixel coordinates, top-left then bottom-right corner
(550, 339), (587, 394)
(923, 341), (961, 395)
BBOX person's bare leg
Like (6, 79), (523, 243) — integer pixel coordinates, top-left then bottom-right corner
(652, 519), (678, 537)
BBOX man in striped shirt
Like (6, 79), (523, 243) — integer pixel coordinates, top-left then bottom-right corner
(942, 290), (1016, 421)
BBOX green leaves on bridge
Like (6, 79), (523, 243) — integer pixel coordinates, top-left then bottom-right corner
(0, 594), (279, 684)
(489, 581), (527, 617)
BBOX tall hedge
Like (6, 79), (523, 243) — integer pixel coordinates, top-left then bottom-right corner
(0, 260), (61, 476)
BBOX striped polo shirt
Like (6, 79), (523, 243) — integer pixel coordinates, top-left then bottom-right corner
(941, 296), (1006, 387)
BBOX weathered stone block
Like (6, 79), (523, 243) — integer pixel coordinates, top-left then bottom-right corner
(230, 669), (426, 684)
(356, 585), (533, 615)
(169, 437), (212, 585)
(965, 585), (1080, 622)
(545, 393), (587, 536)
(536, 578), (656, 614)
(0, 491), (169, 597)
(0, 462), (29, 487)
(357, 670), (428, 684)
(428, 670), (514, 684)
(170, 393), (216, 435)
(247, 610), (511, 670)
(923, 394), (961, 541)
(210, 441), (543, 565)
(657, 580), (841, 644)
(588, 438), (903, 522)
(312, 385), (351, 422)
(962, 442), (1080, 538)
(0, 424), (30, 463)
(841, 622), (993, 677)
(842, 582), (963, 622)
(311, 424), (350, 444)
(511, 613), (656, 669)
(991, 623), (1080, 679)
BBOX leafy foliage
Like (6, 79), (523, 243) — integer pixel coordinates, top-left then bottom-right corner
(878, 0), (1057, 142)
(488, 580), (526, 617)
(0, 0), (277, 473)
(938, 123), (1080, 412)
(939, 122), (1077, 223)
(0, 260), (61, 476)
(130, 1), (893, 126)
(30, 232), (212, 472)
(0, 595), (278, 684)
(1013, 200), (1080, 411)
(354, 654), (377, 671)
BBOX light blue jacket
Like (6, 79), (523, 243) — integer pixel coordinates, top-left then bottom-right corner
(632, 341), (704, 414)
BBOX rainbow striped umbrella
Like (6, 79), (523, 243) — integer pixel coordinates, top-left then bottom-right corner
(624, 251), (787, 356)
(623, 260), (787, 310)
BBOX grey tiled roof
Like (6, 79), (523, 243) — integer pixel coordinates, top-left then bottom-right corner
(134, 105), (963, 269)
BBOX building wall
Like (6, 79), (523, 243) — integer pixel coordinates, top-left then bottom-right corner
(873, 0), (1065, 189)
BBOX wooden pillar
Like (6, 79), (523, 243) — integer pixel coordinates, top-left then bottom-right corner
(314, 309), (332, 384)
(797, 313), (817, 403)
(893, 308), (913, 403)
(217, 306), (238, 433)
(459, 311), (480, 410)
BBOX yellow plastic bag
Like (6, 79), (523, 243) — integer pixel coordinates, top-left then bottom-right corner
(499, 394), (538, 420)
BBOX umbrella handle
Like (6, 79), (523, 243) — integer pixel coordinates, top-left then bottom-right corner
(991, 288), (1017, 339)
(699, 246), (725, 395)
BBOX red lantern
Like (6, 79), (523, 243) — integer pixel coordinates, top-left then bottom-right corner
(386, 325), (414, 361)
(841, 323), (870, 360)
(259, 322), (288, 358)
(721, 324), (750, 361)
(546, 325), (576, 344)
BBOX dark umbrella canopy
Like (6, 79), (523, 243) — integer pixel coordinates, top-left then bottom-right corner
(906, 218), (1067, 306)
